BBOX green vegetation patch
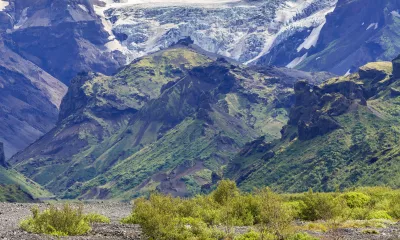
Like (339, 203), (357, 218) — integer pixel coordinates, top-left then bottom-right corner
(20, 204), (110, 236)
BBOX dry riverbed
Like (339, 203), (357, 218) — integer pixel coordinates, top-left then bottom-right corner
(1, 202), (400, 239)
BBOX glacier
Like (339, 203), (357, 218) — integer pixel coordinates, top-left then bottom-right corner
(93, 0), (338, 66)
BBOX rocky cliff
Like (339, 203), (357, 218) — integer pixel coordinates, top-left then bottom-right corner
(226, 57), (400, 192)
(0, 42), (67, 158)
(3, 0), (125, 84)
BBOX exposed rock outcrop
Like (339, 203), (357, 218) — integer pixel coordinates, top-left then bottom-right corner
(0, 143), (6, 167)
(287, 75), (367, 140)
(4, 0), (125, 84)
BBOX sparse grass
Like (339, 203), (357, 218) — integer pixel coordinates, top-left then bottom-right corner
(362, 229), (380, 234)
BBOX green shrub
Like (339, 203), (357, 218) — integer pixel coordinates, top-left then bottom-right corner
(367, 210), (392, 220)
(285, 201), (306, 219)
(121, 184), (400, 239)
(212, 180), (239, 205)
(300, 189), (347, 221)
(348, 207), (370, 220)
(84, 213), (111, 224)
(234, 230), (260, 240)
(257, 188), (293, 239)
(302, 222), (328, 232)
(20, 204), (108, 236)
(121, 194), (224, 240)
(341, 192), (371, 208)
(362, 229), (379, 234)
(286, 232), (319, 240)
(388, 195), (400, 219)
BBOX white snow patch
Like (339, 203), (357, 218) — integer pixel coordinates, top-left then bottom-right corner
(14, 7), (29, 29)
(246, 0), (337, 65)
(93, 5), (125, 53)
(286, 53), (308, 68)
(78, 4), (89, 12)
(366, 23), (378, 30)
(344, 69), (351, 76)
(297, 22), (325, 52)
(391, 10), (400, 18)
(0, 0), (9, 11)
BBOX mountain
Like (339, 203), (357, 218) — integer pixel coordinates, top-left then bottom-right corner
(0, 0), (128, 157)
(3, 0), (400, 158)
(93, 0), (400, 76)
(3, 0), (125, 84)
(226, 57), (400, 192)
(93, 0), (337, 65)
(0, 41), (67, 158)
(264, 0), (400, 75)
(0, 143), (51, 202)
(9, 43), (332, 199)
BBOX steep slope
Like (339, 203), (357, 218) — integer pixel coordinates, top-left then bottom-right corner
(10, 44), (332, 199)
(0, 143), (51, 202)
(226, 58), (400, 192)
(3, 0), (125, 84)
(0, 0), (128, 157)
(258, 0), (400, 75)
(0, 43), (67, 158)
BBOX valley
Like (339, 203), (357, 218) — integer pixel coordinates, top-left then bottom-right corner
(0, 0), (399, 239)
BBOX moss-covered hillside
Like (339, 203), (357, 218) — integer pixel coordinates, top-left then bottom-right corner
(226, 58), (400, 193)
(0, 167), (52, 202)
(9, 44), (330, 199)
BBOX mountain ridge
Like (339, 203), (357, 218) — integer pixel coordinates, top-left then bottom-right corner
(9, 43), (333, 199)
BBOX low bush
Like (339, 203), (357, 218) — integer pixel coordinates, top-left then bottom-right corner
(122, 182), (400, 239)
(299, 189), (347, 221)
(234, 230), (260, 240)
(84, 213), (111, 224)
(122, 181), (295, 240)
(20, 204), (110, 236)
(367, 210), (392, 220)
(286, 233), (319, 240)
(341, 192), (371, 208)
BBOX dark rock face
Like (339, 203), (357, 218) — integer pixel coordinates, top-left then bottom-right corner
(0, 143), (5, 167)
(58, 72), (95, 122)
(288, 78), (366, 140)
(0, 43), (67, 158)
(4, 0), (125, 84)
(0, 0), (130, 157)
(393, 55), (400, 79)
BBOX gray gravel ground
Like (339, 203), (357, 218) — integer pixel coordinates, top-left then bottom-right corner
(2, 202), (400, 239)
(0, 202), (144, 240)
